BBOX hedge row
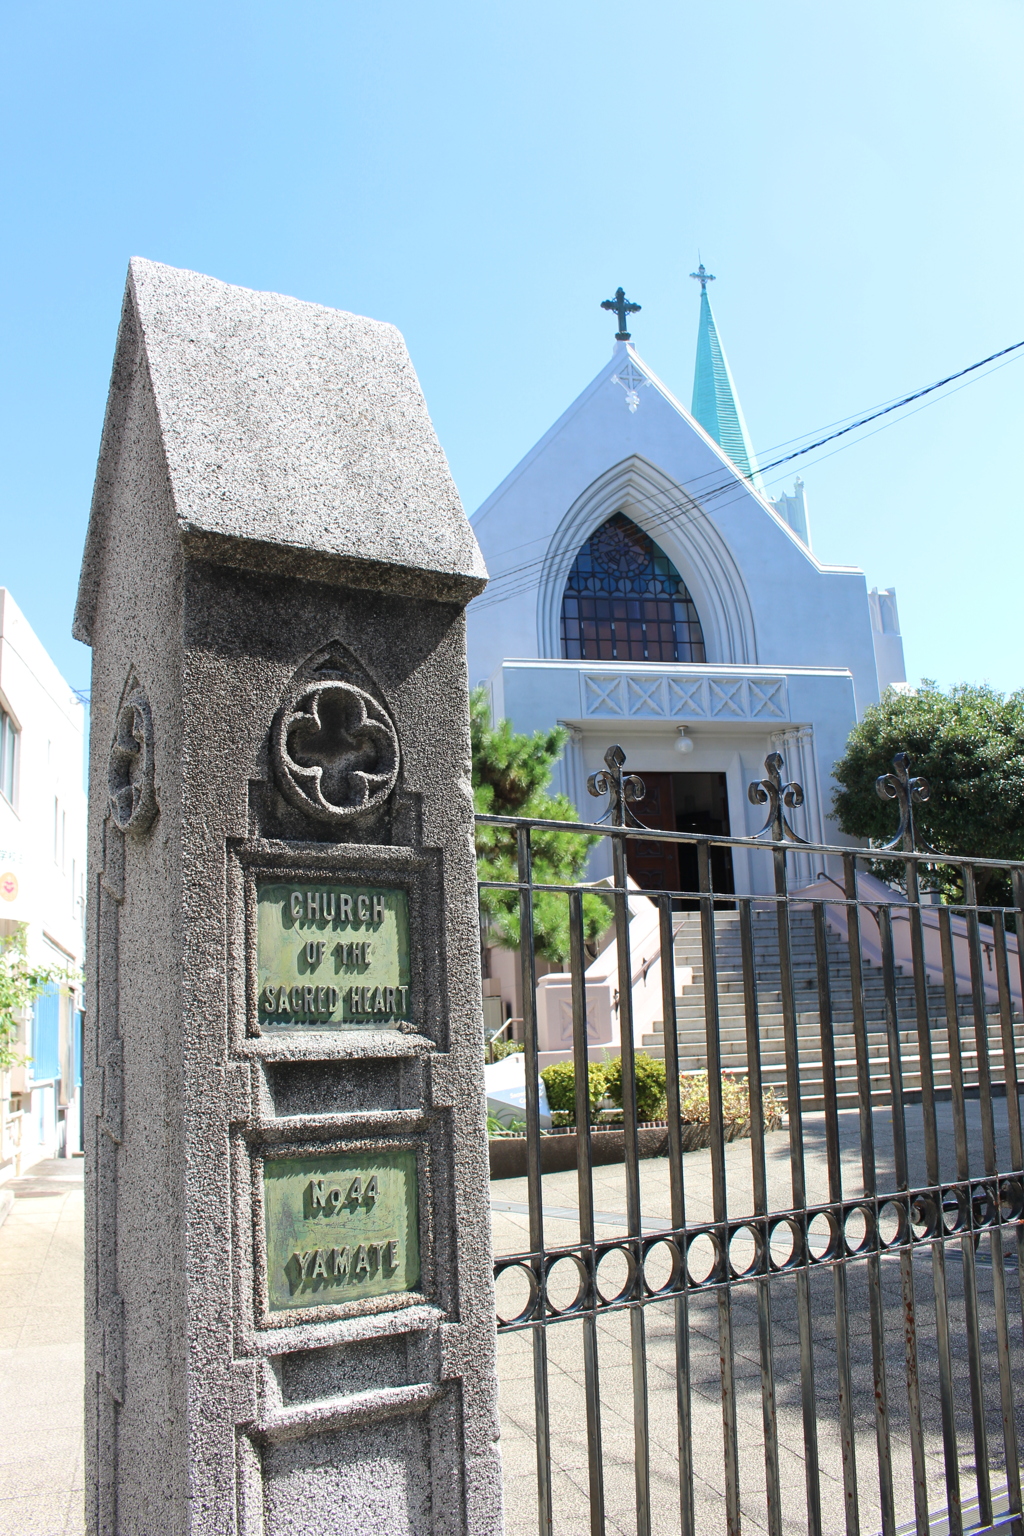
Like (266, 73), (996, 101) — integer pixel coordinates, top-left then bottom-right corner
(540, 1053), (780, 1127)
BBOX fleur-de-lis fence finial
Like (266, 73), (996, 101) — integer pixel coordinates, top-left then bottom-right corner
(587, 744), (647, 827)
(875, 752), (934, 853)
(748, 752), (807, 843)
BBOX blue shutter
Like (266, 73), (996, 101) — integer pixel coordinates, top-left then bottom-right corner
(31, 985), (61, 1082)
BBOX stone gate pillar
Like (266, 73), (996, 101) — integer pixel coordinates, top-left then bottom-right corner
(74, 259), (503, 1535)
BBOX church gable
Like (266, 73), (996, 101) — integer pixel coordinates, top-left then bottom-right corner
(474, 340), (764, 532)
(468, 303), (888, 719)
(465, 287), (905, 878)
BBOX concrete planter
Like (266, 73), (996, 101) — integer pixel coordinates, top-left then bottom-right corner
(489, 1115), (776, 1180)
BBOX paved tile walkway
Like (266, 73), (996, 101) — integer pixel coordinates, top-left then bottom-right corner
(0, 1159), (84, 1536)
(0, 1116), (1020, 1535)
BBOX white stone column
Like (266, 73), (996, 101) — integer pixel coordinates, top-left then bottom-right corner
(769, 726), (823, 888)
(556, 720), (585, 810)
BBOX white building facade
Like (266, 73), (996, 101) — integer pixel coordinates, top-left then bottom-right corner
(467, 285), (906, 898)
(0, 589), (87, 1179)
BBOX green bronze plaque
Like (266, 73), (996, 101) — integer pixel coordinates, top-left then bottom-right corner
(257, 881), (411, 1030)
(263, 1148), (420, 1312)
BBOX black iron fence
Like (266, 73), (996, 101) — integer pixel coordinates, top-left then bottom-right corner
(479, 747), (1024, 1536)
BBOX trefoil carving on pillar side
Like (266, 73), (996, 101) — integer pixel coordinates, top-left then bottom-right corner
(107, 674), (158, 835)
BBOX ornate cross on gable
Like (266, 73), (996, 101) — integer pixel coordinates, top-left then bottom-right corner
(600, 287), (641, 341)
(690, 263), (715, 291)
(611, 358), (650, 412)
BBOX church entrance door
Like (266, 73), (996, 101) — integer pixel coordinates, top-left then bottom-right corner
(626, 770), (734, 906)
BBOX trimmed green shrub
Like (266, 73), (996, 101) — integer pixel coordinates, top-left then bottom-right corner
(488, 1039), (523, 1062)
(603, 1053), (668, 1124)
(677, 1071), (783, 1128)
(540, 1060), (608, 1119)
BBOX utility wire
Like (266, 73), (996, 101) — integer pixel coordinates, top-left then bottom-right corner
(475, 337), (1024, 575)
(477, 384), (922, 567)
(758, 348), (1024, 480)
(469, 340), (1024, 613)
(753, 336), (1024, 476)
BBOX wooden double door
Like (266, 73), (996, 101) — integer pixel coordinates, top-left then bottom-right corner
(625, 771), (735, 907)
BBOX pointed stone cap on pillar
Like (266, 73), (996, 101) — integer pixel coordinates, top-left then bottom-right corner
(74, 259), (487, 643)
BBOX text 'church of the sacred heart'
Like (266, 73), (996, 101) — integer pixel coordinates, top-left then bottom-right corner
(466, 271), (907, 897)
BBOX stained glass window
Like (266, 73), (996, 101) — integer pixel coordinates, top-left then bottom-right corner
(560, 512), (706, 663)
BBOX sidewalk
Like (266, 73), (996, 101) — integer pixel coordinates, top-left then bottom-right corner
(0, 1158), (84, 1535)
(0, 1122), (1017, 1534)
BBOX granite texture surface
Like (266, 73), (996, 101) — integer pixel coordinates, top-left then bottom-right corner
(74, 257), (487, 647)
(77, 260), (502, 1535)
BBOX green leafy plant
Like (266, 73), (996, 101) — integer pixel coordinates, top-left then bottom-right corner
(678, 1071), (782, 1128)
(487, 1039), (524, 1062)
(0, 925), (74, 1072)
(603, 1053), (668, 1123)
(487, 1112), (526, 1136)
(472, 688), (612, 965)
(832, 681), (1024, 907)
(539, 1059), (608, 1120)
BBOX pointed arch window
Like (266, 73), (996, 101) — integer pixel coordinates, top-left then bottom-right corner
(560, 512), (706, 663)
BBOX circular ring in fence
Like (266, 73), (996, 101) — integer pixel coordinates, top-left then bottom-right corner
(543, 1253), (589, 1316)
(942, 1187), (969, 1235)
(999, 1178), (1024, 1222)
(642, 1238), (683, 1295)
(495, 1262), (540, 1326)
(910, 1193), (940, 1240)
(685, 1231), (724, 1287)
(727, 1223), (764, 1278)
(596, 1244), (638, 1305)
(972, 1183), (998, 1230)
(877, 1200), (907, 1250)
(807, 1211), (842, 1263)
(843, 1204), (875, 1255)
(768, 1216), (802, 1270)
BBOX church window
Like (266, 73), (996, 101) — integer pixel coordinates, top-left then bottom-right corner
(560, 513), (705, 663)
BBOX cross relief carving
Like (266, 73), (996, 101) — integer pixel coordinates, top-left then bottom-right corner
(582, 671), (789, 722)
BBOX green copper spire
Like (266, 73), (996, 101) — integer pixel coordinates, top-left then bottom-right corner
(690, 265), (764, 493)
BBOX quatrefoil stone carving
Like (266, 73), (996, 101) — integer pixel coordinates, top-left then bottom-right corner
(271, 680), (400, 824)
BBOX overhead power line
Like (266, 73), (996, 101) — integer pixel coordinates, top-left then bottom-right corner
(753, 336), (1024, 477)
(469, 338), (1024, 614)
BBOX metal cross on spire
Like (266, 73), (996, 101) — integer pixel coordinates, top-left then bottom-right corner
(690, 262), (715, 292)
(600, 287), (641, 341)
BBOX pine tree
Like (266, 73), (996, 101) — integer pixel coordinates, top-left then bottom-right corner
(471, 688), (610, 965)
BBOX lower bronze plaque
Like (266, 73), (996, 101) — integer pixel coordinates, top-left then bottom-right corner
(263, 1148), (420, 1312)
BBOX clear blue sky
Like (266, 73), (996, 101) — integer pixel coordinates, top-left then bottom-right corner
(3, 0), (1022, 696)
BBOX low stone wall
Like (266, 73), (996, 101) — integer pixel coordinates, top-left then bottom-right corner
(489, 1116), (764, 1180)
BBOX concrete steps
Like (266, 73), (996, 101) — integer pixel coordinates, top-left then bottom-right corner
(639, 908), (1022, 1113)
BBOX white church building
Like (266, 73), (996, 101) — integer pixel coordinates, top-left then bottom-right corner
(467, 273), (906, 898)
